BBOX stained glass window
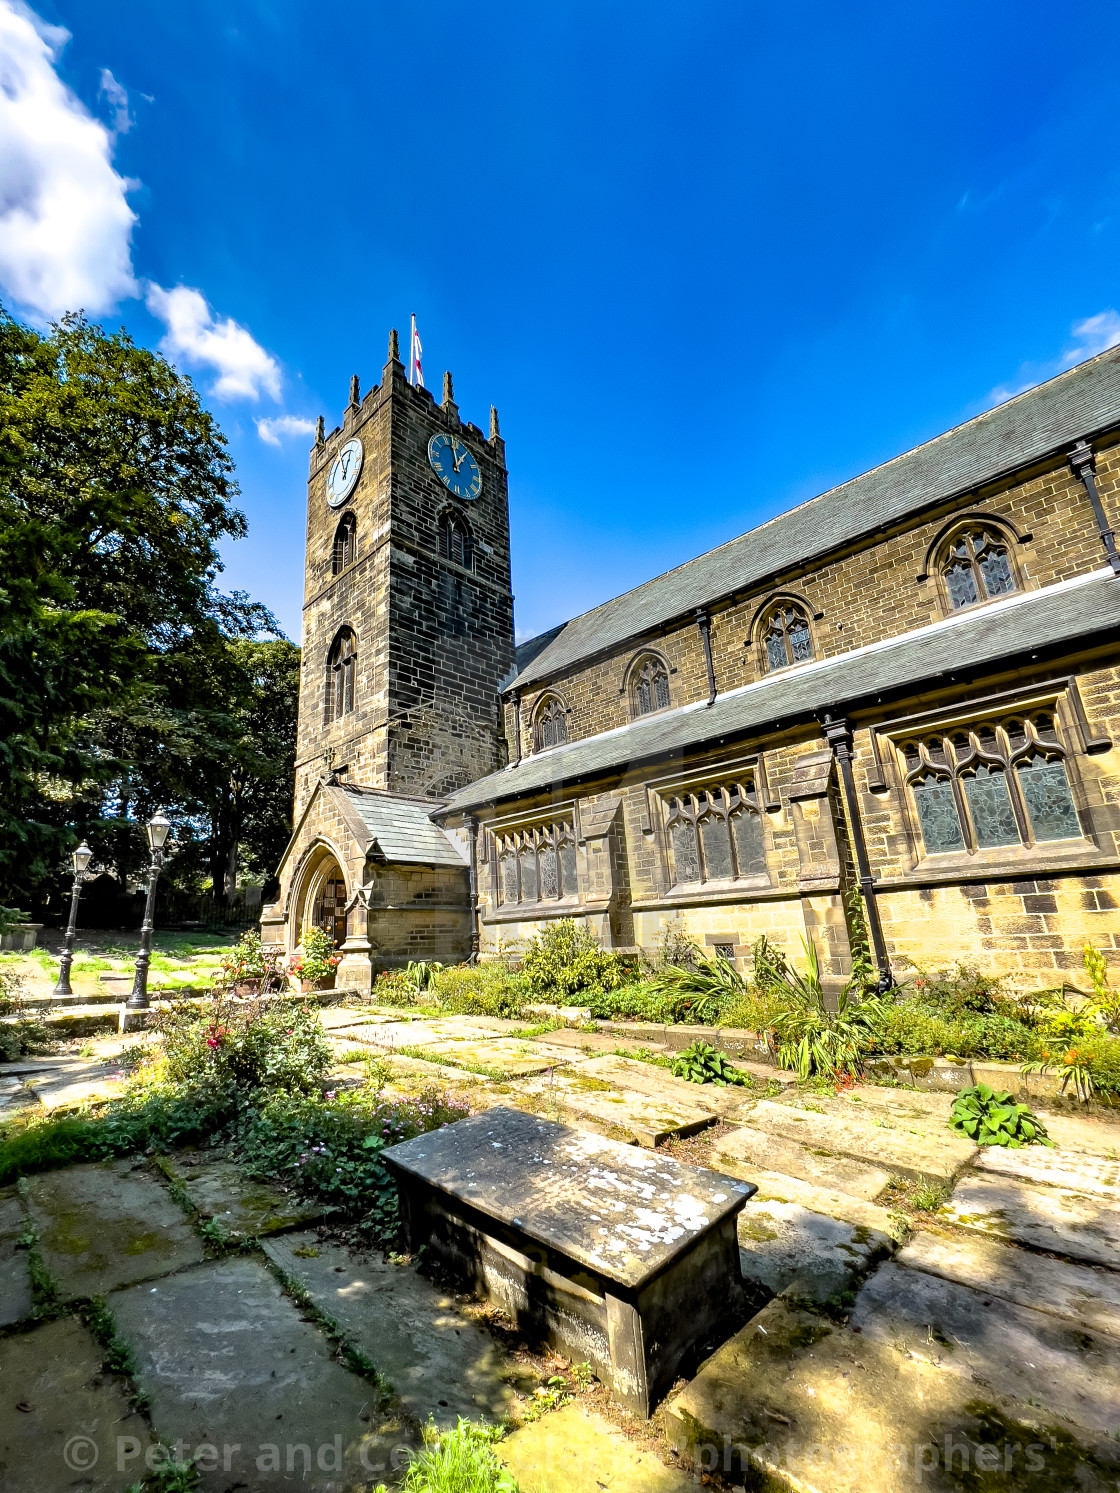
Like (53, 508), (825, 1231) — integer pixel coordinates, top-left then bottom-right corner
(941, 529), (1017, 610)
(501, 854), (518, 904)
(633, 657), (670, 716)
(962, 765), (1020, 848)
(536, 697), (567, 750)
(763, 603), (814, 672)
(559, 840), (578, 896)
(731, 809), (766, 874)
(912, 775), (966, 853)
(518, 846), (538, 903)
(671, 820), (701, 883)
(539, 843), (559, 899)
(700, 813), (733, 880)
(494, 823), (578, 905)
(1017, 758), (1081, 842)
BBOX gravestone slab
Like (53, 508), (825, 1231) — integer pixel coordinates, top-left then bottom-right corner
(517, 1071), (718, 1146)
(573, 1055), (747, 1118)
(110, 1255), (415, 1491)
(939, 1173), (1120, 1268)
(900, 1228), (1120, 1341)
(0, 1192), (32, 1326)
(383, 1107), (754, 1416)
(737, 1196), (892, 1303)
(264, 1232), (515, 1426)
(0, 1316), (146, 1493)
(747, 1098), (975, 1182)
(26, 1159), (205, 1299)
(160, 1156), (324, 1238)
(977, 1142), (1120, 1200)
(711, 1123), (892, 1200)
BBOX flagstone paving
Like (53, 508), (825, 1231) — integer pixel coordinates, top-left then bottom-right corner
(747, 1096), (977, 1183)
(976, 1140), (1120, 1198)
(264, 1231), (518, 1427)
(516, 1069), (718, 1146)
(0, 1191), (32, 1326)
(498, 1400), (695, 1493)
(158, 1155), (326, 1239)
(940, 1172), (1120, 1267)
(710, 1121), (893, 1200)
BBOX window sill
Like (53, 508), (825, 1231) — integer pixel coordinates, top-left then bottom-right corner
(630, 879), (790, 911)
(482, 897), (590, 924)
(878, 840), (1117, 890)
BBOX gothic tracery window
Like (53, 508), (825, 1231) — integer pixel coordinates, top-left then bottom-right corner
(534, 695), (568, 750)
(332, 513), (356, 575)
(438, 511), (472, 569)
(901, 711), (1081, 856)
(493, 821), (578, 906)
(631, 656), (671, 716)
(940, 528), (1017, 610)
(665, 780), (766, 886)
(762, 602), (814, 672)
(325, 628), (358, 724)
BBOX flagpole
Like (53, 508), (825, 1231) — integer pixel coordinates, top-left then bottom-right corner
(409, 312), (417, 386)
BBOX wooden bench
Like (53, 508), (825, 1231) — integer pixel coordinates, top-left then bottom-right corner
(382, 1106), (755, 1416)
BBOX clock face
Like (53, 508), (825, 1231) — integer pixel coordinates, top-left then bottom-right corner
(428, 432), (482, 500)
(326, 439), (363, 507)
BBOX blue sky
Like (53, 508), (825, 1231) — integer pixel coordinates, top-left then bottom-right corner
(4, 1), (1120, 643)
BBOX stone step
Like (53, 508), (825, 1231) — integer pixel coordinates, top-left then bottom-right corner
(571, 1054), (750, 1117)
(899, 1228), (1120, 1341)
(746, 1098), (975, 1183)
(716, 1161), (902, 1239)
(660, 1293), (1120, 1491)
(940, 1173), (1120, 1269)
(710, 1123), (892, 1201)
(515, 1071), (718, 1147)
(977, 1142), (1120, 1201)
(840, 1085), (955, 1122)
(264, 1231), (515, 1428)
(853, 1260), (1120, 1445)
(737, 1193), (893, 1303)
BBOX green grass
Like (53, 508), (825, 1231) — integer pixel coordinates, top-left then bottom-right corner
(375, 1420), (518, 1493)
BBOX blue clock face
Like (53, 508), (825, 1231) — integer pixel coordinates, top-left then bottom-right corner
(428, 432), (482, 500)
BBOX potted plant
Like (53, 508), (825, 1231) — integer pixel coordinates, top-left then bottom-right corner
(289, 926), (342, 992)
(218, 931), (282, 997)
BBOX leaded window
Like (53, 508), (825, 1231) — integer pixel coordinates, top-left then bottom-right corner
(534, 696), (568, 750)
(493, 820), (579, 906)
(438, 511), (472, 569)
(665, 780), (767, 886)
(325, 628), (357, 724)
(941, 528), (1017, 610)
(332, 512), (356, 574)
(900, 710), (1081, 855)
(632, 656), (670, 716)
(762, 603), (813, 672)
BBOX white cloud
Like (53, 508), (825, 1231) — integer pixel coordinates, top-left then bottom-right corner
(0, 0), (137, 318)
(98, 67), (131, 134)
(145, 283), (282, 402)
(1062, 309), (1120, 365)
(256, 414), (317, 447)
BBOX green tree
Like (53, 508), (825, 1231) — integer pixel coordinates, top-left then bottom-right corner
(0, 306), (279, 906)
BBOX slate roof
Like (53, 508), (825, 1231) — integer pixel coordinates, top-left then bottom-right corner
(336, 786), (468, 867)
(512, 347), (1120, 688)
(437, 570), (1120, 815)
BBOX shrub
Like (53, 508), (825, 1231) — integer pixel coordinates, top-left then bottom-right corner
(218, 930), (272, 984)
(904, 963), (1007, 1019)
(871, 1001), (1040, 1061)
(157, 994), (332, 1097)
(671, 1040), (746, 1086)
(949, 1083), (1051, 1148)
(428, 964), (533, 1020)
(0, 969), (53, 1061)
(290, 925), (341, 986)
(521, 919), (636, 1002)
(768, 938), (887, 1080)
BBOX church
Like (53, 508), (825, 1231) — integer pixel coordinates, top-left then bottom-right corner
(260, 331), (1120, 992)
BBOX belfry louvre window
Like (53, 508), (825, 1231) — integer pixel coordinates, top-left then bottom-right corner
(941, 528), (1016, 610)
(763, 603), (813, 672)
(534, 695), (568, 750)
(901, 711), (1081, 855)
(332, 513), (356, 574)
(325, 629), (357, 724)
(665, 780), (766, 886)
(438, 511), (472, 569)
(632, 656), (670, 716)
(494, 821), (578, 906)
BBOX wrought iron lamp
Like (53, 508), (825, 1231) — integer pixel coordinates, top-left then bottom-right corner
(53, 840), (93, 997)
(125, 811), (172, 1016)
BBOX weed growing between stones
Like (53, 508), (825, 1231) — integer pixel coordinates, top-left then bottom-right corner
(671, 1040), (747, 1086)
(373, 1417), (518, 1493)
(14, 1203), (64, 1321)
(267, 1258), (395, 1406)
(81, 1294), (150, 1407)
(949, 1084), (1052, 1147)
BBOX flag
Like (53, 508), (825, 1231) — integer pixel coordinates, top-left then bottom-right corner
(410, 314), (424, 388)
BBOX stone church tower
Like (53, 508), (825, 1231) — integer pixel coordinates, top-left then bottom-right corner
(261, 331), (515, 984)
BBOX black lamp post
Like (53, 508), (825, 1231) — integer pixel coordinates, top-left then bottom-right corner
(53, 841), (93, 997)
(125, 811), (172, 1018)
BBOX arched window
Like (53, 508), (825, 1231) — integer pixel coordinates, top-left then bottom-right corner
(438, 511), (472, 569)
(664, 779), (766, 886)
(325, 628), (357, 724)
(940, 527), (1017, 610)
(631, 655), (671, 716)
(534, 695), (568, 750)
(762, 602), (813, 672)
(332, 513), (356, 575)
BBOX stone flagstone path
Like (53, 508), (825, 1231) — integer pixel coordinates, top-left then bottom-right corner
(2, 1002), (1120, 1490)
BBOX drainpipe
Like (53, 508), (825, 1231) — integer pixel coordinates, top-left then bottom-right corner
(510, 692), (522, 766)
(696, 608), (717, 706)
(466, 815), (480, 964)
(821, 714), (893, 992)
(1069, 441), (1120, 576)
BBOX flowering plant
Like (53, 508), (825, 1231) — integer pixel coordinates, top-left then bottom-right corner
(290, 925), (342, 985)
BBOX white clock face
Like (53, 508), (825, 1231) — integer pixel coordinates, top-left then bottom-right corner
(326, 439), (363, 507)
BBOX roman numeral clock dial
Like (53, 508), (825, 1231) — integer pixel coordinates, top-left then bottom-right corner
(326, 438), (364, 507)
(428, 432), (482, 500)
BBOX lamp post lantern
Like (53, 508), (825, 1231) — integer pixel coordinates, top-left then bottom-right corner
(53, 841), (93, 998)
(124, 811), (172, 1022)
